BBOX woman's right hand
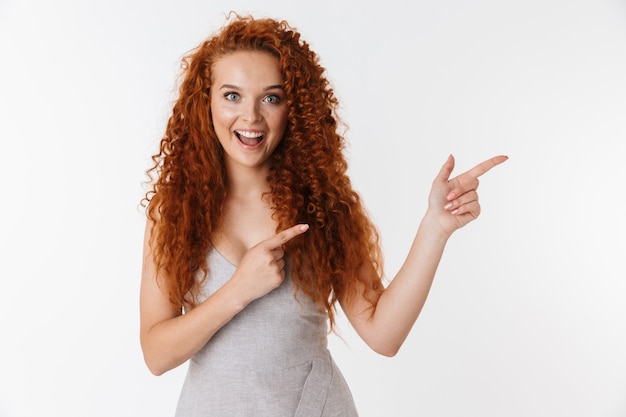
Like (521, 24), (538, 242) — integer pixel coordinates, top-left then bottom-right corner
(229, 224), (310, 304)
(140, 222), (309, 375)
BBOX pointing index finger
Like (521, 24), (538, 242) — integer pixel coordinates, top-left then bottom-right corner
(466, 155), (508, 178)
(270, 224), (310, 249)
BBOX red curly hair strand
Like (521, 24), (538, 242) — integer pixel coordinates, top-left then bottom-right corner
(142, 13), (384, 329)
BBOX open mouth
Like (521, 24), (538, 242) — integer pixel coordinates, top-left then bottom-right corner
(235, 130), (264, 146)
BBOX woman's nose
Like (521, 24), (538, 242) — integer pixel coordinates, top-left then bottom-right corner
(242, 100), (262, 122)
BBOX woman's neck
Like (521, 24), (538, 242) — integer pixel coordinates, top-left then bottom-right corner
(224, 161), (272, 200)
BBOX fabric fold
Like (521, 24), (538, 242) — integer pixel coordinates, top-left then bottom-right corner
(294, 351), (333, 416)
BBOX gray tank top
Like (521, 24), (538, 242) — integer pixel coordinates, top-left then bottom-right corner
(175, 249), (359, 417)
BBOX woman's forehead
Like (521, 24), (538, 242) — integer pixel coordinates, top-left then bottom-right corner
(211, 51), (283, 88)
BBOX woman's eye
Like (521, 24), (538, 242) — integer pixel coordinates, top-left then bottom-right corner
(264, 94), (281, 104)
(224, 92), (239, 101)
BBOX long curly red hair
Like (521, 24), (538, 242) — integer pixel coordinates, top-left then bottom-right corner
(142, 14), (384, 329)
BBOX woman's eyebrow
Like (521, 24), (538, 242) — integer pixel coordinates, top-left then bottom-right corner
(218, 84), (240, 90)
(218, 84), (284, 91)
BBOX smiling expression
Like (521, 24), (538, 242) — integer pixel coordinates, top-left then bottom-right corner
(210, 50), (288, 174)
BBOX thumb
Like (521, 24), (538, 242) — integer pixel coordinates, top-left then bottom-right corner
(435, 154), (455, 182)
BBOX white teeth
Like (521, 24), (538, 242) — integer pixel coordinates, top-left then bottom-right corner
(236, 130), (263, 138)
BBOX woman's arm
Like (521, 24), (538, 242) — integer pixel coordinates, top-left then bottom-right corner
(139, 222), (309, 375)
(139, 220), (246, 375)
(340, 154), (508, 356)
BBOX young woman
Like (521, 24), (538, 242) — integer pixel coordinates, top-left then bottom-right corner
(140, 14), (507, 416)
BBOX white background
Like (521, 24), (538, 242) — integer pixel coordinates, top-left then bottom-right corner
(1, 0), (625, 416)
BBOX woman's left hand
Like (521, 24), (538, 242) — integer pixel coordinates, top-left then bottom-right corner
(427, 154), (508, 236)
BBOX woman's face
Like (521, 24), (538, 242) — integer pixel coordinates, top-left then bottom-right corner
(210, 50), (288, 173)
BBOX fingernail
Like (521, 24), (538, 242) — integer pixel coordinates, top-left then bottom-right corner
(451, 209), (459, 215)
(444, 203), (453, 210)
(300, 224), (309, 231)
(447, 192), (455, 201)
